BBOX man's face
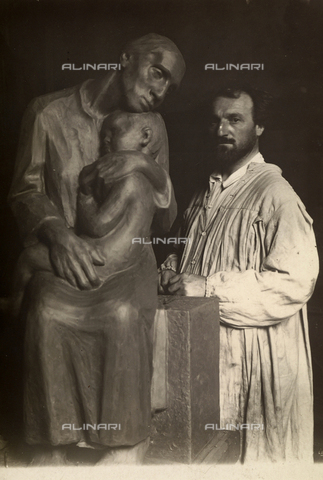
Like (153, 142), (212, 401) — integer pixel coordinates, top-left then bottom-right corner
(101, 114), (142, 154)
(209, 93), (263, 165)
(120, 49), (185, 113)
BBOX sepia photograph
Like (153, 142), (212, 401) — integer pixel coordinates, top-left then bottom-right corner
(0, 0), (323, 478)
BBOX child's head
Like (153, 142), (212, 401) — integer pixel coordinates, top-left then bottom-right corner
(100, 111), (163, 159)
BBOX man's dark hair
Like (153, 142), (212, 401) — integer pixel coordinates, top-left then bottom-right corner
(213, 83), (273, 128)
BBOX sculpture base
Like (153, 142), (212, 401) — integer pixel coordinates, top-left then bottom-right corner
(148, 295), (220, 464)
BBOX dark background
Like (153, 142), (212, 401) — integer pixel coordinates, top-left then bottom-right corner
(0, 0), (323, 460)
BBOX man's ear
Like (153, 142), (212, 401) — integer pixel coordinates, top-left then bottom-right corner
(141, 127), (152, 147)
(256, 125), (264, 137)
(120, 52), (131, 68)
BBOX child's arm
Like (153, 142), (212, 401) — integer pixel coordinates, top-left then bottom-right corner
(88, 151), (169, 193)
(77, 184), (132, 238)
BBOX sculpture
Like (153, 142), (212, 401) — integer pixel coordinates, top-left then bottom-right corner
(8, 33), (185, 465)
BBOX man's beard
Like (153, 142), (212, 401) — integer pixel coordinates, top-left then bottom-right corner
(215, 136), (257, 166)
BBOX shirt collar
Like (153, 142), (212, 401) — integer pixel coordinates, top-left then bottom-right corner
(79, 73), (117, 121)
(209, 152), (265, 189)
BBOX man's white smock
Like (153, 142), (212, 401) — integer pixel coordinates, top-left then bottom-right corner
(178, 153), (319, 461)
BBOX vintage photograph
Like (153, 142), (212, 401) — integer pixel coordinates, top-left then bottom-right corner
(0, 0), (323, 477)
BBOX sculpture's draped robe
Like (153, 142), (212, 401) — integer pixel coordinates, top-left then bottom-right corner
(8, 76), (175, 447)
(178, 154), (319, 462)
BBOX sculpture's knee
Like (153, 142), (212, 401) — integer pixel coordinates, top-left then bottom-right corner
(110, 301), (139, 340)
(24, 276), (59, 336)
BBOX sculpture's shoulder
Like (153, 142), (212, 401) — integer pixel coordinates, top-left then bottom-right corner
(24, 84), (82, 129)
(29, 84), (79, 113)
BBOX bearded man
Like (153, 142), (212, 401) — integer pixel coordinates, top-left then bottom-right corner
(8, 33), (185, 465)
(160, 85), (319, 462)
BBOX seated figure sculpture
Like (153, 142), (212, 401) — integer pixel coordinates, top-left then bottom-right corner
(14, 110), (172, 465)
(13, 110), (170, 308)
(8, 33), (185, 465)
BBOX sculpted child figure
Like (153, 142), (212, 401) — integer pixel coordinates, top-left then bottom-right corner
(12, 110), (172, 465)
(12, 110), (170, 313)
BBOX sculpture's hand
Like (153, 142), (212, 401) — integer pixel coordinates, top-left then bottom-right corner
(39, 219), (105, 289)
(158, 269), (177, 294)
(167, 273), (206, 296)
(79, 162), (98, 195)
(95, 151), (142, 180)
(94, 151), (168, 193)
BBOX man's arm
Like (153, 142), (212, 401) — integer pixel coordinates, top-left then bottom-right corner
(168, 200), (319, 327)
(8, 99), (104, 290)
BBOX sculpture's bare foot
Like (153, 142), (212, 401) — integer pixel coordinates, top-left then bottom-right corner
(29, 446), (72, 466)
(96, 437), (150, 465)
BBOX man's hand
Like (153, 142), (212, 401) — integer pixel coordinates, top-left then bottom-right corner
(158, 269), (177, 294)
(39, 220), (105, 289)
(167, 273), (206, 296)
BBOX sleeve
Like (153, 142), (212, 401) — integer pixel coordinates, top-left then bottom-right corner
(151, 113), (177, 234)
(7, 99), (64, 247)
(159, 205), (194, 271)
(205, 200), (319, 328)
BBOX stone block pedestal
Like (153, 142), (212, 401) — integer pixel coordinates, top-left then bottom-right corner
(148, 295), (220, 463)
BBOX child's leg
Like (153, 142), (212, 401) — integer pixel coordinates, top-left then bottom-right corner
(12, 243), (52, 317)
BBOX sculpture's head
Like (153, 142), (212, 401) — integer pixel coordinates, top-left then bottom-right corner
(119, 33), (186, 113)
(100, 110), (164, 159)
